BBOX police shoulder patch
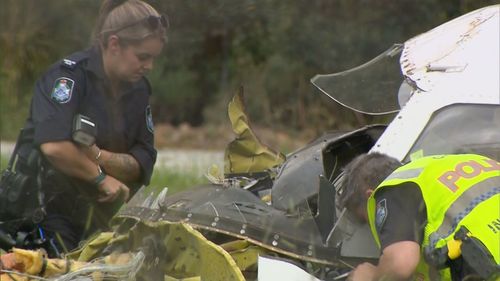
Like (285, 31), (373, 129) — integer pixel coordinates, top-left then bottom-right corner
(375, 198), (388, 231)
(145, 105), (154, 133)
(51, 77), (74, 104)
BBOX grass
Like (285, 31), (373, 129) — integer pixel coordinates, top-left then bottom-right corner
(148, 167), (209, 194)
(0, 155), (8, 171)
(1, 153), (206, 195)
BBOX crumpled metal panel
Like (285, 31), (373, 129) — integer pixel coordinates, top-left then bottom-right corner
(225, 89), (285, 174)
(117, 125), (385, 265)
(118, 184), (341, 265)
(271, 125), (386, 213)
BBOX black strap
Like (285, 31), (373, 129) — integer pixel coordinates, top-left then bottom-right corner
(5, 128), (34, 170)
(455, 226), (499, 279)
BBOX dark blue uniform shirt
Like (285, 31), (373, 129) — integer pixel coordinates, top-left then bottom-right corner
(18, 46), (157, 250)
(27, 46), (156, 185)
(374, 182), (426, 250)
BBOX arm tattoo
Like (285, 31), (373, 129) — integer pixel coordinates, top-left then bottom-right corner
(103, 153), (141, 183)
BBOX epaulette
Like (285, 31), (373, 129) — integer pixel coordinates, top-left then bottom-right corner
(60, 51), (89, 70)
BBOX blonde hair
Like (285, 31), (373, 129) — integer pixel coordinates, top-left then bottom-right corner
(93, 0), (166, 46)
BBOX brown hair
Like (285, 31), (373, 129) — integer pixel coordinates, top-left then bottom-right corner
(92, 0), (167, 47)
(337, 152), (402, 210)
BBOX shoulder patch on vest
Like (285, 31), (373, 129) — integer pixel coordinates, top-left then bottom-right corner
(51, 77), (74, 103)
(146, 105), (154, 133)
(376, 198), (388, 231)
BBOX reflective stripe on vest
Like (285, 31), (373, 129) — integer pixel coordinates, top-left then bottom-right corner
(428, 177), (500, 249)
(384, 168), (424, 181)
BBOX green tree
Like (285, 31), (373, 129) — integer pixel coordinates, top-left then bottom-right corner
(1, 0), (497, 141)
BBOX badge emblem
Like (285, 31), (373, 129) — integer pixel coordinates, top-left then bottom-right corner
(375, 198), (388, 231)
(51, 77), (74, 103)
(146, 105), (154, 133)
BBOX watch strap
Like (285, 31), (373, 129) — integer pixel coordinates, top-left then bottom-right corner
(93, 166), (106, 186)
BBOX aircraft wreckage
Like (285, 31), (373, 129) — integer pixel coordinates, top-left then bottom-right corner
(0, 4), (499, 281)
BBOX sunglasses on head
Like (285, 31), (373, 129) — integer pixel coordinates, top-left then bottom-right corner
(113, 14), (169, 34)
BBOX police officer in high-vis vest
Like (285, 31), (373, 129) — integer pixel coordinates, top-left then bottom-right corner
(338, 153), (499, 281)
(0, 0), (167, 257)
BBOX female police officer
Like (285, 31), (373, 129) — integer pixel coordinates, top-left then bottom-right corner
(10, 0), (167, 255)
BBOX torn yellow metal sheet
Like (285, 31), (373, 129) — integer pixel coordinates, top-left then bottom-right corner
(225, 89), (285, 174)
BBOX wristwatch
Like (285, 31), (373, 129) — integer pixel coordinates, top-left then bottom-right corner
(93, 165), (106, 186)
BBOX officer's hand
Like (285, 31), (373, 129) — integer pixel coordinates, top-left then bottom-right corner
(97, 175), (130, 203)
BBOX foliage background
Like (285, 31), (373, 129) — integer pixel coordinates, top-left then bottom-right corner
(1, 0), (497, 144)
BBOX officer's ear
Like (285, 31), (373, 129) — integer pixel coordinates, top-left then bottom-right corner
(107, 35), (122, 55)
(364, 188), (374, 199)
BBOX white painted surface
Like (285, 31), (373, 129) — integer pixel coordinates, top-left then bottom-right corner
(372, 5), (500, 160)
(257, 256), (323, 281)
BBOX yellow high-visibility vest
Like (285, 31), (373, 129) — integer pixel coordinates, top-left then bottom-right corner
(367, 154), (500, 279)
